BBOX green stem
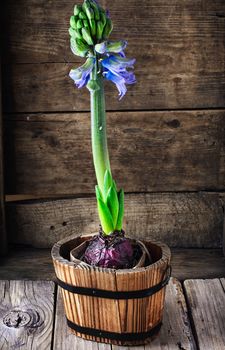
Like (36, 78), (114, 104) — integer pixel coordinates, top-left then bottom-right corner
(90, 60), (111, 193)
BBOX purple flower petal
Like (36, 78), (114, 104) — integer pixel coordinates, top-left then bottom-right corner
(101, 53), (136, 99)
(69, 57), (95, 88)
(101, 55), (135, 73)
(103, 70), (127, 99)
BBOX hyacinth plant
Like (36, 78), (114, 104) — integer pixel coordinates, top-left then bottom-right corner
(69, 0), (137, 268)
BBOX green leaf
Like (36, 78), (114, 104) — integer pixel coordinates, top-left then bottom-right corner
(116, 189), (124, 230)
(95, 185), (102, 201)
(107, 185), (119, 227)
(96, 197), (114, 235)
(103, 169), (112, 200)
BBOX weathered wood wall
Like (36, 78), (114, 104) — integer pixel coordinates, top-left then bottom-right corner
(1, 0), (225, 248)
(0, 65), (7, 255)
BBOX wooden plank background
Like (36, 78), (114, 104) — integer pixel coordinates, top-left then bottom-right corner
(5, 193), (223, 248)
(4, 110), (225, 195)
(0, 65), (7, 255)
(1, 0), (225, 248)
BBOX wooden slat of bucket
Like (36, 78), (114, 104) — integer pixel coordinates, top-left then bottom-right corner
(114, 240), (170, 334)
(112, 278), (196, 350)
(53, 286), (111, 350)
(52, 235), (171, 345)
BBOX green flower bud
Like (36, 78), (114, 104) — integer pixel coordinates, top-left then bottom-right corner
(100, 10), (107, 27)
(81, 27), (94, 45)
(74, 4), (82, 16)
(70, 37), (89, 57)
(86, 6), (95, 20)
(96, 20), (104, 40)
(69, 27), (82, 40)
(90, 1), (100, 20)
(76, 19), (83, 29)
(83, 19), (90, 29)
(70, 16), (76, 29)
(82, 1), (95, 20)
(103, 18), (113, 39)
(79, 11), (87, 20)
(89, 19), (96, 36)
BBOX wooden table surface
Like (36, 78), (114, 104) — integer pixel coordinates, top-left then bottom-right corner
(0, 277), (224, 350)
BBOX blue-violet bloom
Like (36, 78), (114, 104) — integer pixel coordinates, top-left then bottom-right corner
(101, 55), (136, 99)
(69, 57), (95, 88)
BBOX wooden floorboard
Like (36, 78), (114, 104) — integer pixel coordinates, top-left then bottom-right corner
(184, 279), (225, 350)
(0, 280), (55, 349)
(0, 247), (224, 281)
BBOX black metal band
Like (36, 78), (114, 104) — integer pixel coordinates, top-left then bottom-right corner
(67, 317), (162, 341)
(57, 265), (171, 300)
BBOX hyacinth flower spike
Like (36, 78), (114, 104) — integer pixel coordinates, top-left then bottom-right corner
(69, 0), (136, 268)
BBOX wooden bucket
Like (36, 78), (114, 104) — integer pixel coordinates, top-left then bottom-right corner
(51, 234), (171, 346)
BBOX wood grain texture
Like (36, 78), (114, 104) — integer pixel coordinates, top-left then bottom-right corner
(0, 280), (55, 350)
(3, 0), (225, 112)
(54, 285), (111, 349)
(184, 279), (225, 350)
(5, 192), (223, 248)
(53, 278), (196, 349)
(113, 278), (196, 350)
(52, 235), (170, 345)
(2, 0), (225, 64)
(0, 247), (224, 281)
(2, 1), (225, 111)
(4, 110), (225, 194)
(0, 63), (7, 255)
(2, 63), (225, 113)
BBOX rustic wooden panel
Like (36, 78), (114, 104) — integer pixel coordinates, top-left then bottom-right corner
(0, 280), (55, 349)
(53, 278), (195, 349)
(5, 192), (223, 248)
(0, 247), (224, 281)
(171, 249), (225, 280)
(0, 64), (7, 255)
(184, 279), (225, 350)
(4, 111), (225, 194)
(3, 63), (225, 113)
(2, 0), (225, 64)
(2, 0), (225, 111)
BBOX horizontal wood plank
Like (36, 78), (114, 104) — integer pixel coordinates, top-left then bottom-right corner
(184, 279), (225, 350)
(4, 110), (225, 194)
(0, 247), (224, 281)
(2, 0), (225, 111)
(2, 0), (225, 64)
(0, 280), (55, 349)
(5, 193), (223, 248)
(2, 63), (225, 113)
